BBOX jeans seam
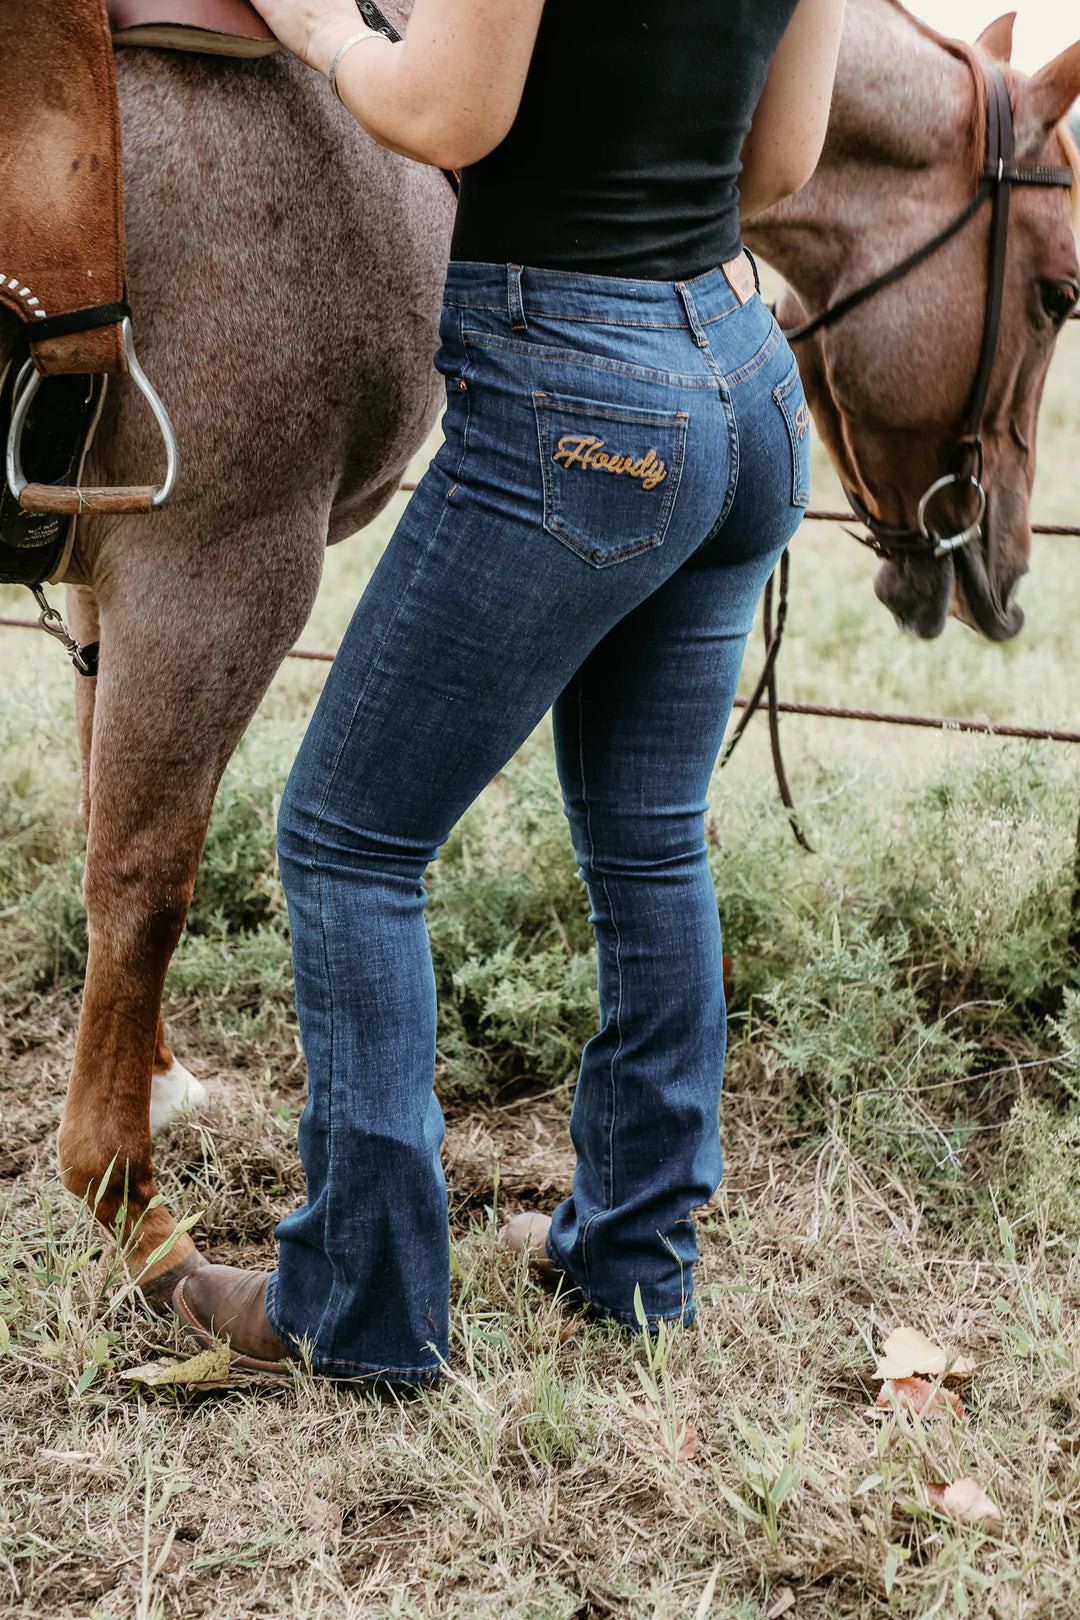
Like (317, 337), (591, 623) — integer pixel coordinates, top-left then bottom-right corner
(290, 487), (459, 1348)
(576, 683), (624, 1288)
(715, 387), (741, 532)
(454, 307), (475, 474)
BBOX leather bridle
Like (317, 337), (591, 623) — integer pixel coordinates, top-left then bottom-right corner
(784, 64), (1074, 562)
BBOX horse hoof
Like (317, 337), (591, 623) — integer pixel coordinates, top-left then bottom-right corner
(149, 1058), (209, 1136)
(138, 1246), (208, 1314)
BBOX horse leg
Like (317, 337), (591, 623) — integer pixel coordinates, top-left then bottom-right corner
(57, 527), (323, 1301)
(66, 582), (208, 1138)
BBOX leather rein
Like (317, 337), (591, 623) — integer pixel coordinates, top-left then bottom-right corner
(783, 64), (1074, 562)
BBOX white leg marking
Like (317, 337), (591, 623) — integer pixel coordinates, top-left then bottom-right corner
(149, 1058), (210, 1136)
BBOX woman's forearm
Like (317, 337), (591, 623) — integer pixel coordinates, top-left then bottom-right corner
(739, 0), (845, 217)
(251, 0), (544, 171)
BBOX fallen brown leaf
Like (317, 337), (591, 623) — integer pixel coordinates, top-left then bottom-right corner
(301, 1483), (343, 1544)
(120, 1342), (231, 1388)
(924, 1477), (1002, 1531)
(874, 1325), (974, 1381)
(622, 1396), (699, 1464)
(657, 1421), (699, 1463)
(876, 1376), (965, 1419)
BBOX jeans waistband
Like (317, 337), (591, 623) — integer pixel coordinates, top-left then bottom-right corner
(442, 255), (761, 332)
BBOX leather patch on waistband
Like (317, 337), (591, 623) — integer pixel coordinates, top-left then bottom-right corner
(721, 254), (756, 306)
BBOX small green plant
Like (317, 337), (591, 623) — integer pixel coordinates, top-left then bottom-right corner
(630, 1282), (691, 1475)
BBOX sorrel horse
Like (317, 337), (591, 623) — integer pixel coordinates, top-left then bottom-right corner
(745, 1), (1080, 640)
(8, 1), (1079, 1302)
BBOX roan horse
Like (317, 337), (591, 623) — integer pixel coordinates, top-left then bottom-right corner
(7, 0), (1080, 1304)
(746, 0), (1080, 641)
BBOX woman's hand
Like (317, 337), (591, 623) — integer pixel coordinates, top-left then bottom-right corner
(247, 0), (366, 77)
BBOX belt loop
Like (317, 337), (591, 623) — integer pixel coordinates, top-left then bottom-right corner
(507, 264), (528, 333)
(676, 281), (709, 349)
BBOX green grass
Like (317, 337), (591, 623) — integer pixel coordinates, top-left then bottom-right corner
(2, 312), (1080, 1617)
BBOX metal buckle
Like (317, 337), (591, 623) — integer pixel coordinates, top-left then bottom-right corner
(5, 316), (177, 510)
(916, 472), (986, 558)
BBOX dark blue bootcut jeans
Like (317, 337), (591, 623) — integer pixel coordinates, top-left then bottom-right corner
(269, 259), (810, 1382)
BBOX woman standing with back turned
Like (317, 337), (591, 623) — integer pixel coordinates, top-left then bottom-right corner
(174, 0), (846, 1382)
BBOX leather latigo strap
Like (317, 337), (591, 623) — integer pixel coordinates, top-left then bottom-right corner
(0, 0), (128, 378)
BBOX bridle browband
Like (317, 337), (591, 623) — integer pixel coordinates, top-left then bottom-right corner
(784, 63), (1074, 562)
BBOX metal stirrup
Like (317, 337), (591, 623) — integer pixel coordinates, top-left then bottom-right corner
(5, 317), (178, 513)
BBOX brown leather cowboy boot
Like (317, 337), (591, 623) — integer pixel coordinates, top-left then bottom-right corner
(173, 1265), (297, 1373)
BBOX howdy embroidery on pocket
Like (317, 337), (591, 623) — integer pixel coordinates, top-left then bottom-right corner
(551, 435), (669, 490)
(534, 391), (687, 568)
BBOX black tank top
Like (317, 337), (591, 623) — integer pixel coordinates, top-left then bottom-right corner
(450, 0), (799, 282)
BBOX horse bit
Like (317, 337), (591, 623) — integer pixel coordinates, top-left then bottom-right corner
(783, 63), (1075, 561)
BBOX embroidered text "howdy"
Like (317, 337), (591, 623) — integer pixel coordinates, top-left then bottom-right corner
(553, 436), (668, 490)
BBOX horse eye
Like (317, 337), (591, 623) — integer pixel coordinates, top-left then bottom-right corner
(1040, 279), (1079, 326)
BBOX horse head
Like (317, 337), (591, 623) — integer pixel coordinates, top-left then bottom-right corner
(746, 1), (1080, 641)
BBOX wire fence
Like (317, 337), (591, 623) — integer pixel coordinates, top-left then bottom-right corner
(4, 491), (1080, 748)
(4, 499), (1080, 743)
(6, 505), (1080, 745)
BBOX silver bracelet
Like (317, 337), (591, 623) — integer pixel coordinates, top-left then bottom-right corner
(327, 29), (381, 102)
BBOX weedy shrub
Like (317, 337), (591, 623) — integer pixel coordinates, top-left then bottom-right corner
(428, 751), (597, 1094)
(1050, 988), (1080, 1107)
(187, 782), (284, 936)
(4, 654), (1080, 1157)
(711, 742), (1080, 1180)
(997, 1095), (1080, 1244)
(0, 680), (86, 998)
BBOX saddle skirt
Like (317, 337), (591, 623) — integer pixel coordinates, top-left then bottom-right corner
(109, 0), (277, 59)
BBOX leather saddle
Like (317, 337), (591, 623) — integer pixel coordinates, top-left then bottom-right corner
(0, 0), (275, 591)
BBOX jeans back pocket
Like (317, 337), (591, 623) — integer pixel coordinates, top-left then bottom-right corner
(533, 391), (688, 567)
(773, 363), (811, 509)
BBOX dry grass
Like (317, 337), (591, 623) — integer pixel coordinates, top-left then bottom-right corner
(4, 254), (1080, 1620)
(3, 1044), (1080, 1619)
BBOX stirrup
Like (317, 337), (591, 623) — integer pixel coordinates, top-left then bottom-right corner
(5, 317), (178, 514)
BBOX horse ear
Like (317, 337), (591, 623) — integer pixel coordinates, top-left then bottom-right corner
(976, 13), (1015, 63)
(1026, 39), (1080, 130)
